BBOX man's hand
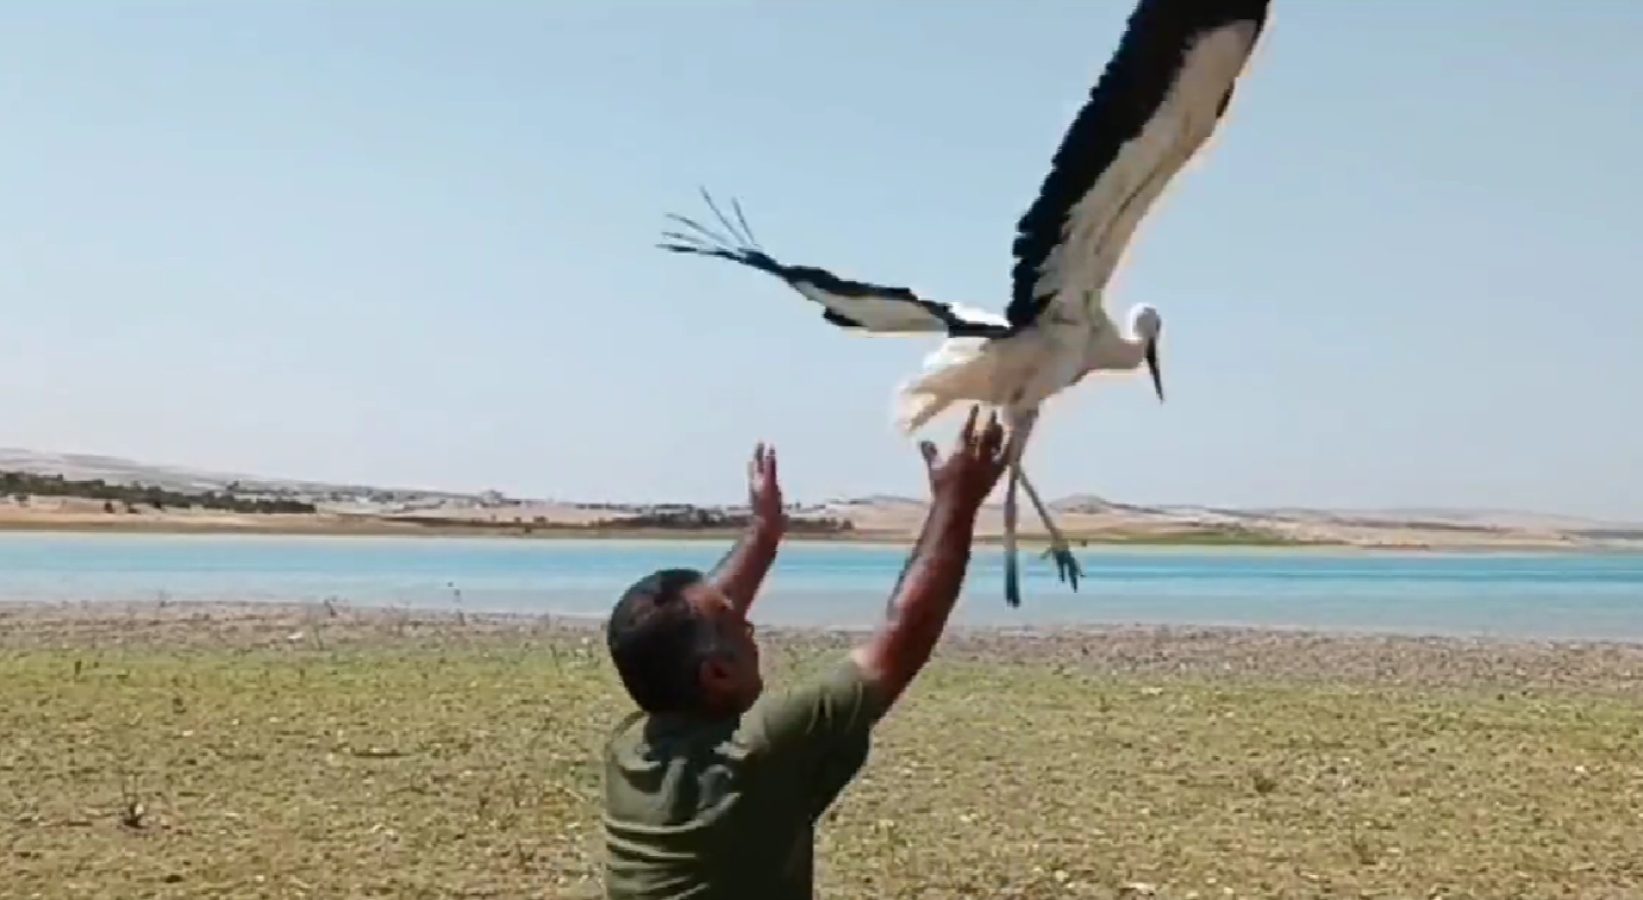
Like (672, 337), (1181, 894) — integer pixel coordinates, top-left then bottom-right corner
(747, 443), (785, 534)
(918, 407), (1012, 512)
(712, 442), (785, 614)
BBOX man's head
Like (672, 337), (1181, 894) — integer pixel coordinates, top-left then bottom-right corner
(605, 567), (763, 717)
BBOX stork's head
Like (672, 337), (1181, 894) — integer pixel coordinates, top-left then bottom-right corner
(1128, 304), (1165, 404)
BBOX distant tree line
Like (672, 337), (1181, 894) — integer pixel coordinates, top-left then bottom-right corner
(396, 506), (855, 535)
(0, 471), (317, 515)
(590, 508), (853, 534)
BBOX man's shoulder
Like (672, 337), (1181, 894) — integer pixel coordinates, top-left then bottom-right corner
(739, 654), (888, 756)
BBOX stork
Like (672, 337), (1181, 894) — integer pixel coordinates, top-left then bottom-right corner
(658, 0), (1272, 607)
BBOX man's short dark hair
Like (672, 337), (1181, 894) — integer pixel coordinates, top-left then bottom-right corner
(606, 567), (721, 713)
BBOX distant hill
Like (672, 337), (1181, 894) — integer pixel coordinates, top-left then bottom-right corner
(0, 448), (483, 503)
(1, 446), (1638, 546)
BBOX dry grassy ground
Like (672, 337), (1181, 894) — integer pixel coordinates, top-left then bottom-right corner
(4, 603), (1643, 899)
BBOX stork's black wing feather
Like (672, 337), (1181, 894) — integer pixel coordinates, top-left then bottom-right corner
(1006, 0), (1272, 330)
(658, 191), (1012, 339)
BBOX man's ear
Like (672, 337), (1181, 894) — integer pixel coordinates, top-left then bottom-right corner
(698, 652), (735, 691)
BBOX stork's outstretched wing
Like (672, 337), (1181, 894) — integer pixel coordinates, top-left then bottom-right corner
(1006, 0), (1272, 331)
(658, 190), (1012, 339)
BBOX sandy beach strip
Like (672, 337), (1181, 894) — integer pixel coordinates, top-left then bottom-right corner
(8, 500), (1636, 550)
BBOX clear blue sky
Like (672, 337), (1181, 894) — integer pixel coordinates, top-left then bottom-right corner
(3, 2), (1640, 519)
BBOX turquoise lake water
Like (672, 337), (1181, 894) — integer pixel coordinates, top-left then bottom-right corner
(1, 531), (1641, 641)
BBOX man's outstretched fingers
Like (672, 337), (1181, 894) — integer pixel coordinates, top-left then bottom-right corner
(979, 412), (1005, 461)
(974, 410), (999, 458)
(957, 405), (980, 445)
(993, 431), (1015, 478)
(961, 409), (980, 454)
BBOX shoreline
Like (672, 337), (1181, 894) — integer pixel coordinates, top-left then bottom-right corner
(0, 514), (1316, 547)
(6, 599), (1643, 694)
(0, 516), (1627, 554)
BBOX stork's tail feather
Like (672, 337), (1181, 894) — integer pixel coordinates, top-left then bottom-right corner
(892, 389), (949, 435)
(892, 386), (1005, 435)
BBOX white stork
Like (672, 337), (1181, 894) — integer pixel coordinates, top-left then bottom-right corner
(658, 0), (1273, 607)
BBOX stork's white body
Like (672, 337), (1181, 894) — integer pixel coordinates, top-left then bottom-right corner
(895, 313), (1135, 435)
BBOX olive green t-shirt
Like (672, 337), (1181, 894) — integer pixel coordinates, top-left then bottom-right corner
(602, 657), (889, 900)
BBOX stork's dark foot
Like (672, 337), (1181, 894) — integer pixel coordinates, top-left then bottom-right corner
(1045, 544), (1083, 591)
(1004, 552), (1023, 608)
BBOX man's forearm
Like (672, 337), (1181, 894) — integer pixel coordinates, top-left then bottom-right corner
(887, 500), (957, 616)
(712, 516), (782, 613)
(851, 498), (978, 706)
(882, 499), (976, 634)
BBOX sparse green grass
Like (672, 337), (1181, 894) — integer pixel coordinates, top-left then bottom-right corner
(4, 627), (1643, 899)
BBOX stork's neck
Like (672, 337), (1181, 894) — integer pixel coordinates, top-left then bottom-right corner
(1091, 327), (1150, 371)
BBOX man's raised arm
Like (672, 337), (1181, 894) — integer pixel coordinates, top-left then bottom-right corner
(851, 408), (1011, 710)
(737, 409), (1008, 819)
(712, 443), (784, 614)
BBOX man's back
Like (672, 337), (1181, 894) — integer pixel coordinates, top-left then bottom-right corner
(603, 659), (885, 900)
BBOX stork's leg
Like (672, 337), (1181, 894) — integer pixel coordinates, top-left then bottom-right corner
(1003, 461), (1023, 608)
(1017, 468), (1083, 591)
(1001, 408), (1040, 609)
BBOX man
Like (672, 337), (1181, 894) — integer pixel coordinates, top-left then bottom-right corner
(601, 408), (1012, 900)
